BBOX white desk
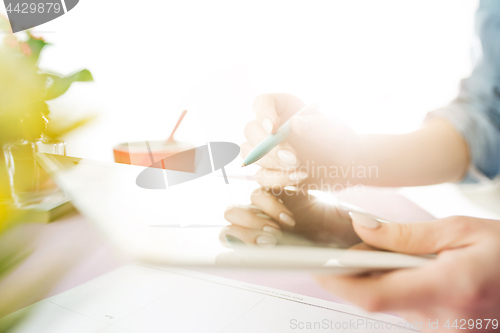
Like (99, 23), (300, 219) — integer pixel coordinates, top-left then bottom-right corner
(400, 182), (500, 220)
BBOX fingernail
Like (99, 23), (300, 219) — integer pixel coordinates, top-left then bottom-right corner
(227, 204), (264, 214)
(231, 204), (261, 213)
(292, 116), (309, 131)
(263, 226), (282, 237)
(225, 234), (245, 246)
(277, 150), (297, 166)
(256, 213), (272, 220)
(289, 171), (308, 181)
(279, 212), (295, 226)
(247, 204), (262, 212)
(256, 234), (277, 247)
(349, 212), (380, 229)
(263, 118), (274, 134)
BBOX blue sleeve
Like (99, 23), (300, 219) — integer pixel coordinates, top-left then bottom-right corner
(427, 0), (500, 183)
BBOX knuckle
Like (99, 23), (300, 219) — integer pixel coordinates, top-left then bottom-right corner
(440, 261), (488, 310)
(456, 281), (487, 310)
(239, 211), (253, 225)
(359, 295), (386, 312)
(452, 264), (489, 309)
(251, 187), (264, 196)
(442, 215), (465, 225)
(444, 216), (476, 237)
(463, 289), (486, 310)
(392, 223), (414, 252)
(250, 188), (264, 202)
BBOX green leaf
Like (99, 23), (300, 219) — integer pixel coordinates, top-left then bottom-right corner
(25, 31), (50, 65)
(45, 114), (97, 139)
(44, 69), (93, 100)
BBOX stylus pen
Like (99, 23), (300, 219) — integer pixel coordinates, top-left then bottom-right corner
(241, 101), (319, 167)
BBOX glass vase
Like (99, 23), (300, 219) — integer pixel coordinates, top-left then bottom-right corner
(3, 139), (66, 208)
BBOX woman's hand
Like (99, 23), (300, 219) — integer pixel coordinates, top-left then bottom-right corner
(315, 214), (500, 332)
(242, 93), (360, 188)
(244, 93), (470, 189)
(220, 187), (361, 248)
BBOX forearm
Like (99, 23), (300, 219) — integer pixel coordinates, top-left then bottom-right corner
(355, 119), (469, 187)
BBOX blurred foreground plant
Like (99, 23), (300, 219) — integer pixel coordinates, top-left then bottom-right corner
(0, 15), (93, 144)
(0, 15), (94, 331)
(0, 14), (94, 202)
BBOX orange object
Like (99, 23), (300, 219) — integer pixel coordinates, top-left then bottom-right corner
(113, 141), (196, 172)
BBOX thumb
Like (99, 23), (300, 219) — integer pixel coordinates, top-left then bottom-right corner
(349, 213), (477, 255)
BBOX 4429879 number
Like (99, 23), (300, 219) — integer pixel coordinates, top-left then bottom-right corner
(6, 2), (62, 14)
(444, 319), (498, 330)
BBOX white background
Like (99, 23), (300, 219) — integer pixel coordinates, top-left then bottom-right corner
(1, 0), (478, 164)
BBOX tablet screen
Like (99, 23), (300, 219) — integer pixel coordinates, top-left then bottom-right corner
(36, 152), (430, 274)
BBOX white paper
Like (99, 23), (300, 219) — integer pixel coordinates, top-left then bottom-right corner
(10, 264), (417, 333)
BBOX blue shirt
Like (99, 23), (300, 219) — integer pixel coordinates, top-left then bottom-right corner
(428, 0), (500, 183)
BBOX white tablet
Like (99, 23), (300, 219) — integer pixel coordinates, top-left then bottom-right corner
(35, 152), (432, 275)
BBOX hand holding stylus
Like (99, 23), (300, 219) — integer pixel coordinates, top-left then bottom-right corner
(241, 93), (360, 188)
